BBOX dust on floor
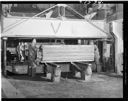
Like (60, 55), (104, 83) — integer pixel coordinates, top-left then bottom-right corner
(3, 72), (123, 98)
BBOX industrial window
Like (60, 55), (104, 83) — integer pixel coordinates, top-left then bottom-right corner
(64, 39), (78, 45)
(65, 7), (83, 19)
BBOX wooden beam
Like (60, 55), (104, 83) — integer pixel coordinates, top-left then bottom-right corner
(45, 62), (61, 82)
(42, 45), (94, 62)
(47, 62), (60, 68)
(71, 62), (81, 71)
(43, 62), (48, 76)
(74, 62), (88, 71)
(75, 62), (90, 65)
(71, 62), (92, 80)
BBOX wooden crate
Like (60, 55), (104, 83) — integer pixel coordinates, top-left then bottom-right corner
(42, 45), (94, 62)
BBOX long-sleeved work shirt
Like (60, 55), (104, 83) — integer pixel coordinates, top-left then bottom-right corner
(28, 44), (37, 65)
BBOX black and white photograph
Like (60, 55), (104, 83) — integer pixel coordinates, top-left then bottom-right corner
(1, 1), (124, 98)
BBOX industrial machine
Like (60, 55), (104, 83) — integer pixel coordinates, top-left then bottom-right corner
(1, 4), (112, 82)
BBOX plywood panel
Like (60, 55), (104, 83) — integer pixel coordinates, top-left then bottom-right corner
(42, 45), (94, 62)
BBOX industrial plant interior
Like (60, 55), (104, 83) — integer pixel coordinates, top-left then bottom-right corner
(1, 3), (123, 98)
(2, 4), (115, 75)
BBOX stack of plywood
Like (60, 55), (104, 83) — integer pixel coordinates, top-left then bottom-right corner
(42, 45), (94, 62)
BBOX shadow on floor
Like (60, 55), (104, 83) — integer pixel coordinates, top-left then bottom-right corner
(97, 72), (123, 78)
(5, 71), (81, 82)
(5, 71), (51, 82)
(61, 72), (81, 80)
(4, 71), (122, 83)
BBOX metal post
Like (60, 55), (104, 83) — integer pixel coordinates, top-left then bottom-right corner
(3, 37), (8, 76)
(78, 39), (81, 45)
(1, 6), (4, 33)
(47, 63), (61, 82)
(52, 65), (61, 82)
(85, 64), (92, 81)
(44, 63), (47, 77)
(75, 62), (92, 81)
(71, 62), (81, 78)
(103, 40), (107, 72)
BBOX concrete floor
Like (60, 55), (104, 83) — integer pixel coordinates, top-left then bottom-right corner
(2, 72), (123, 98)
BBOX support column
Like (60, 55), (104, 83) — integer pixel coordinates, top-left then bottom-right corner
(3, 37), (8, 76)
(78, 39), (81, 45)
(81, 64), (92, 81)
(103, 40), (107, 72)
(70, 62), (81, 78)
(51, 66), (61, 82)
(69, 63), (75, 76)
(84, 40), (88, 45)
(71, 62), (92, 81)
(43, 63), (47, 77)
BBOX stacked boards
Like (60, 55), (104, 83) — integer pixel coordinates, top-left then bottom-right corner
(41, 45), (94, 62)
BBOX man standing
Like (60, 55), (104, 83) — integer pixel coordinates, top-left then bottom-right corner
(28, 38), (37, 77)
(89, 40), (101, 72)
(17, 42), (21, 61)
(94, 43), (101, 72)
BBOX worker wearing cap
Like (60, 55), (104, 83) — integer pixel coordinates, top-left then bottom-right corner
(28, 38), (37, 77)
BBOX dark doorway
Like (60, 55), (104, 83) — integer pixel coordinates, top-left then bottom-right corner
(97, 41), (103, 72)
(98, 40), (115, 73)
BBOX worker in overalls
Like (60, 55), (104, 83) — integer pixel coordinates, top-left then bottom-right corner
(28, 38), (37, 77)
(17, 42), (21, 61)
(20, 42), (25, 62)
(24, 42), (29, 61)
(90, 40), (101, 72)
(17, 42), (25, 62)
